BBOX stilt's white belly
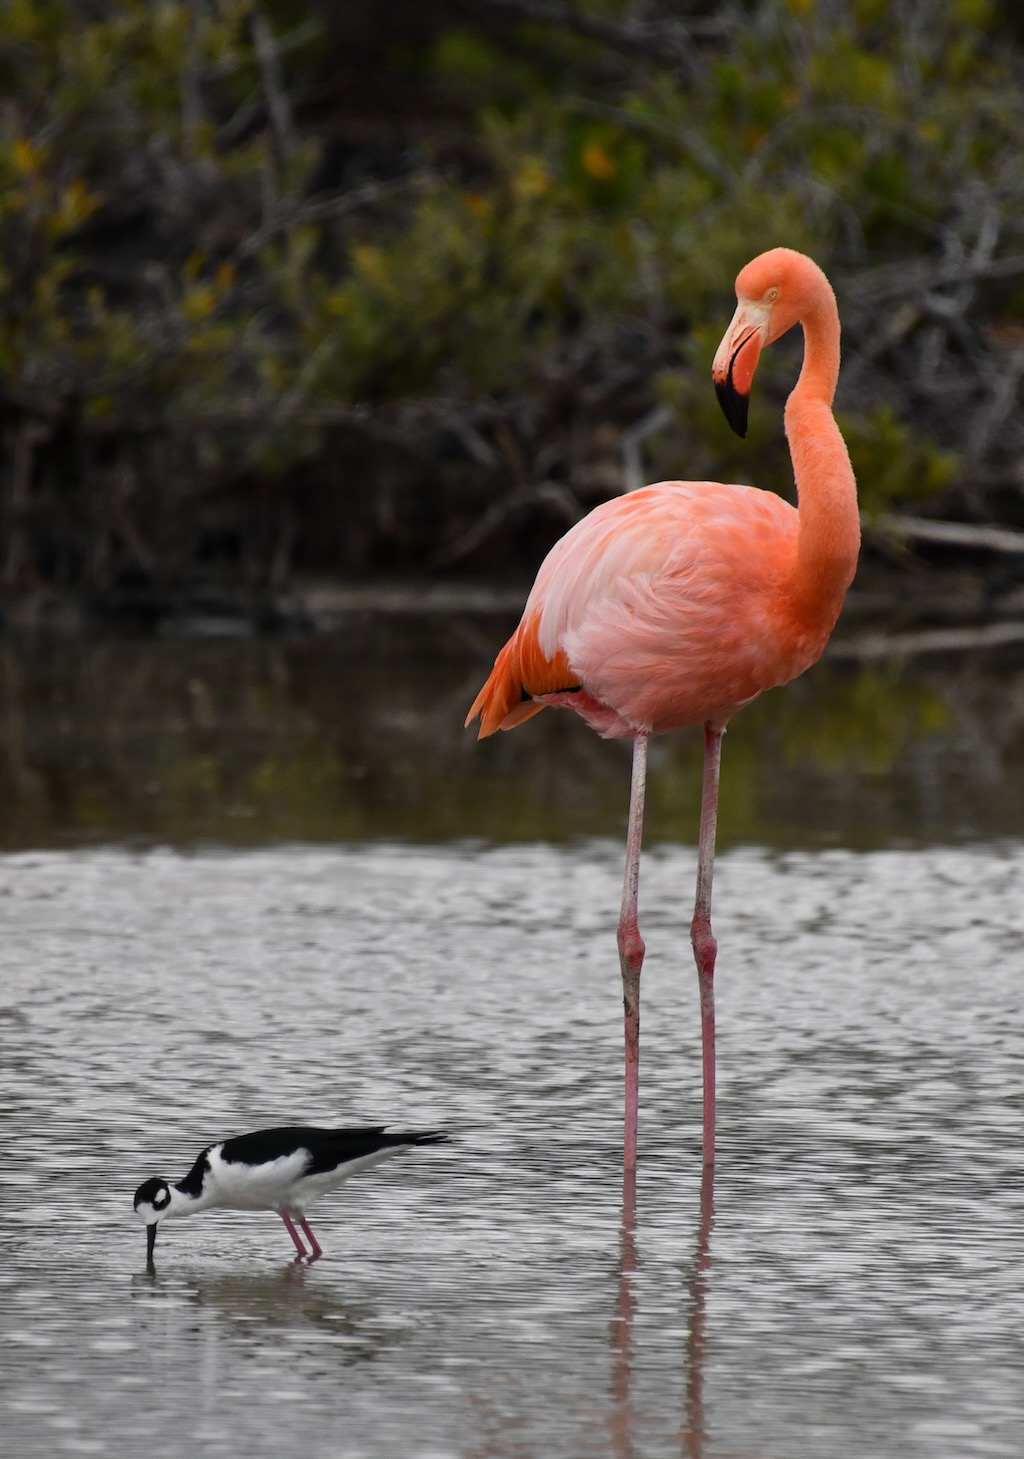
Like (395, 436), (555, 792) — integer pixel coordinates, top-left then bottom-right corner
(205, 1145), (407, 1212)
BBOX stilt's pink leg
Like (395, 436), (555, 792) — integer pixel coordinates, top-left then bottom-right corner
(297, 1216), (323, 1261)
(618, 731), (649, 1173)
(691, 723), (723, 1167)
(278, 1208), (308, 1258)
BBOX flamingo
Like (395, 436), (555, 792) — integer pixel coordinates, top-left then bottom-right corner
(466, 248), (860, 1169)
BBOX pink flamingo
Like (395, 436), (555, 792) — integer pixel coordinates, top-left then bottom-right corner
(466, 248), (860, 1169)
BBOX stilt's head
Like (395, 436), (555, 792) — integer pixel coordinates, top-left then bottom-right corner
(134, 1177), (172, 1260)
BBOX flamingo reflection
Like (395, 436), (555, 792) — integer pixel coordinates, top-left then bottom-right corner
(609, 1169), (638, 1458)
(608, 1164), (715, 1459)
(683, 1164), (715, 1459)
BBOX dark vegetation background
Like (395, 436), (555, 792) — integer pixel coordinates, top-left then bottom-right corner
(3, 0), (1024, 628)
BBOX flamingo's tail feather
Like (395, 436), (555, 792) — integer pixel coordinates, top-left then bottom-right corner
(465, 615), (576, 738)
(465, 636), (536, 739)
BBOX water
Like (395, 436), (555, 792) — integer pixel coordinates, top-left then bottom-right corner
(1, 840), (1022, 1458)
(2, 618), (1024, 1455)
(1, 621), (1024, 849)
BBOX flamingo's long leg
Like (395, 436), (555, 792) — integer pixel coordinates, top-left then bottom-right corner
(691, 722), (724, 1167)
(617, 731), (649, 1173)
(278, 1208), (308, 1258)
(297, 1216), (323, 1261)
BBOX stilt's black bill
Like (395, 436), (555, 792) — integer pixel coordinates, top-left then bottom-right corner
(715, 377), (749, 438)
(146, 1223), (157, 1261)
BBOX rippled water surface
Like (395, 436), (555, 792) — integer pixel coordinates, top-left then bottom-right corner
(2, 841), (1022, 1458)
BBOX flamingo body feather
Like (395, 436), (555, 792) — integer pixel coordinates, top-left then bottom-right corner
(468, 477), (847, 740)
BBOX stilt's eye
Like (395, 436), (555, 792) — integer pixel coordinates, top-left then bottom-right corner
(153, 1187), (171, 1209)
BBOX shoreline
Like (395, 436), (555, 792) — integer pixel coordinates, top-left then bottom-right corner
(3, 555), (1024, 668)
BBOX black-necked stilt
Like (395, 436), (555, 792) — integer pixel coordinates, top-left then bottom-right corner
(133, 1125), (449, 1262)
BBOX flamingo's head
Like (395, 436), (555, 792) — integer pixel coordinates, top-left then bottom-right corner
(711, 248), (829, 437)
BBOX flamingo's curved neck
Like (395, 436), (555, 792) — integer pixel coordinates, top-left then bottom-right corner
(785, 297), (860, 624)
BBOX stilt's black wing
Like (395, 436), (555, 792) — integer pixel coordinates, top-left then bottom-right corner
(218, 1126), (449, 1177)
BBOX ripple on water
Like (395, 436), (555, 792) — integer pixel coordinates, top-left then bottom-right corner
(0, 841), (1022, 1458)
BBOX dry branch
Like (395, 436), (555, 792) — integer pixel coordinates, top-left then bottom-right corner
(830, 620), (1024, 662)
(469, 0), (727, 71)
(429, 480), (584, 569)
(875, 514), (1024, 556)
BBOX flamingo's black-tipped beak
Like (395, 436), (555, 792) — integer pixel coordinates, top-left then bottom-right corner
(146, 1223), (157, 1262)
(712, 304), (763, 441)
(714, 377), (749, 439)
